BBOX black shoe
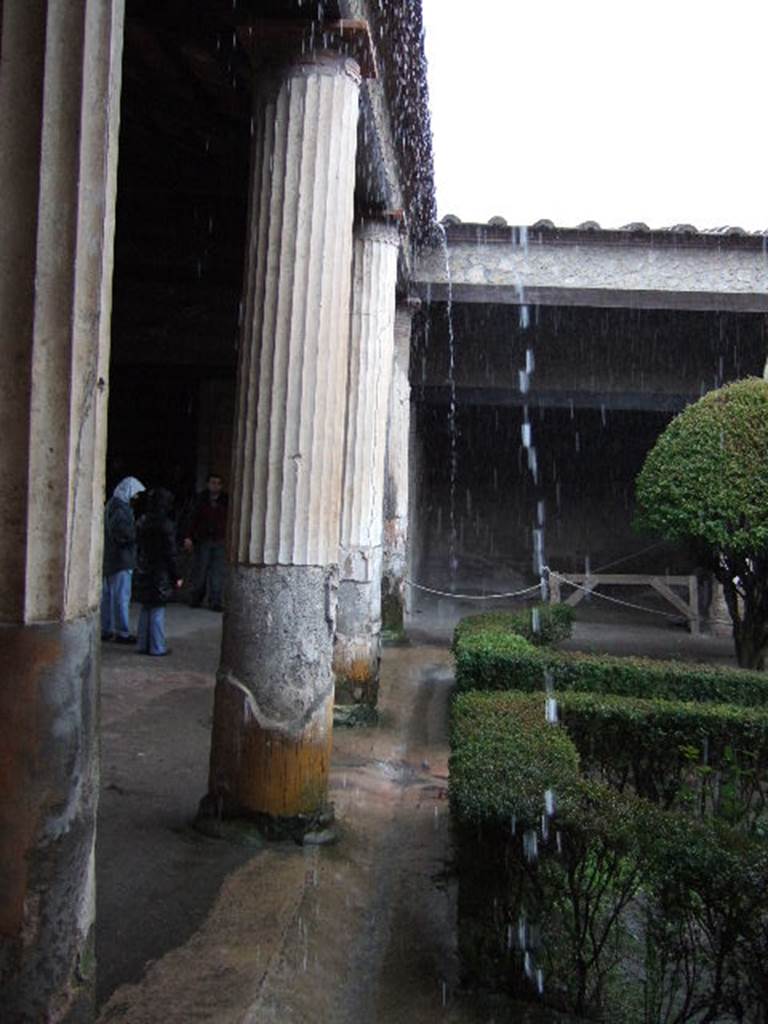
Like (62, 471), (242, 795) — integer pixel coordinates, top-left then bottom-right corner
(101, 632), (115, 642)
(114, 634), (137, 645)
(211, 604), (224, 612)
(149, 649), (172, 657)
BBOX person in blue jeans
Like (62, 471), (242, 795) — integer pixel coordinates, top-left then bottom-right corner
(101, 476), (145, 642)
(133, 488), (183, 656)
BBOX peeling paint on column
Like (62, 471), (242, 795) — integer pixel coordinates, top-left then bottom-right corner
(209, 567), (337, 820)
(0, 616), (99, 1023)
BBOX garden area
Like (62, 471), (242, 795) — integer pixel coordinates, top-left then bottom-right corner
(449, 604), (768, 1021)
(448, 382), (768, 1022)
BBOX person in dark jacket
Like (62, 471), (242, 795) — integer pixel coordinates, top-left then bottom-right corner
(101, 476), (145, 642)
(133, 488), (183, 656)
(183, 473), (228, 610)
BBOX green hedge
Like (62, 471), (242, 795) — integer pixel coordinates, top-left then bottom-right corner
(450, 691), (581, 827)
(453, 603), (574, 649)
(454, 631), (768, 707)
(557, 690), (768, 828)
(451, 691), (768, 1020)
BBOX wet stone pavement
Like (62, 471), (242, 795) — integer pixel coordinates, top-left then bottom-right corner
(96, 606), (481, 1023)
(96, 604), (734, 1023)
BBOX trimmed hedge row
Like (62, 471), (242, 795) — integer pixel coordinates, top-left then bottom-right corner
(558, 690), (768, 827)
(454, 629), (768, 707)
(450, 691), (580, 827)
(453, 687), (768, 829)
(450, 691), (768, 1021)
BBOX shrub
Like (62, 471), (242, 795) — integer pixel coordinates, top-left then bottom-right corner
(450, 691), (580, 827)
(450, 691), (768, 1021)
(454, 629), (768, 707)
(455, 783), (650, 1017)
(453, 603), (574, 649)
(557, 690), (768, 830)
(635, 378), (768, 668)
(642, 811), (768, 1022)
(453, 630), (538, 691)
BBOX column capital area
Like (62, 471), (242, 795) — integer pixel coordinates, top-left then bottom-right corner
(238, 18), (376, 81)
(354, 217), (401, 248)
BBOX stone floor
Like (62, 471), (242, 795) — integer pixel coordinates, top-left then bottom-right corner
(95, 602), (736, 1023)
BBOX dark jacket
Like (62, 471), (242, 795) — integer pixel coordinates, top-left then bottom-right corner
(187, 491), (228, 544)
(133, 490), (181, 607)
(103, 477), (145, 575)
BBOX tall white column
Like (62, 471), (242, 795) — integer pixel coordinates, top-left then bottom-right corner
(382, 298), (419, 635)
(0, 1), (124, 1018)
(206, 49), (360, 833)
(333, 220), (400, 706)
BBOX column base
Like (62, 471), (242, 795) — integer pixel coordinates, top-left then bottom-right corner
(195, 799), (337, 846)
(207, 566), (336, 820)
(332, 633), (381, 708)
(0, 616), (99, 1024)
(381, 572), (407, 642)
(206, 673), (335, 820)
(334, 575), (382, 708)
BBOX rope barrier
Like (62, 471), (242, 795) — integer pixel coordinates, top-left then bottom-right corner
(404, 567), (733, 628)
(405, 580), (542, 601)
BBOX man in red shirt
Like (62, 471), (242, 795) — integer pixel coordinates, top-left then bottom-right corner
(183, 473), (228, 611)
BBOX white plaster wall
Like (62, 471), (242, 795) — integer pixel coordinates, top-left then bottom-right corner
(416, 237), (768, 310)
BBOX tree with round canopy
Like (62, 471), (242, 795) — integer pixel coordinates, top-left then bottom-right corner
(636, 377), (768, 669)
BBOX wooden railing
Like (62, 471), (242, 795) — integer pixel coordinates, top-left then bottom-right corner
(550, 572), (700, 635)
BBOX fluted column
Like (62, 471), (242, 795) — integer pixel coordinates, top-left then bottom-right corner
(0, 1), (124, 1018)
(382, 298), (419, 634)
(334, 220), (400, 706)
(205, 49), (360, 833)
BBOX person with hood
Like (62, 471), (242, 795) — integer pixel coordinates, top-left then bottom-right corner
(133, 488), (183, 656)
(101, 475), (145, 642)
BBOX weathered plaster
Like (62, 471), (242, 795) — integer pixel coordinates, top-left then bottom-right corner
(382, 299), (416, 631)
(0, 0), (123, 625)
(218, 567), (337, 735)
(0, 616), (99, 1024)
(415, 230), (768, 312)
(209, 48), (360, 823)
(335, 220), (399, 700)
(209, 566), (337, 819)
(0, 3), (123, 1018)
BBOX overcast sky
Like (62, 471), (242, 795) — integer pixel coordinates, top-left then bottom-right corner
(421, 0), (767, 231)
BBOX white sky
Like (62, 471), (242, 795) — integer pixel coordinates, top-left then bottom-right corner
(422, 0), (768, 230)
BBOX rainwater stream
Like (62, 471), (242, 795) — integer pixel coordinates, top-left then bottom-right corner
(428, 221), (561, 1000)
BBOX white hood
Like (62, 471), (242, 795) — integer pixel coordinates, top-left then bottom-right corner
(112, 476), (145, 503)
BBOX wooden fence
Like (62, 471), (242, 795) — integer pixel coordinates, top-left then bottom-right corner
(550, 572), (700, 635)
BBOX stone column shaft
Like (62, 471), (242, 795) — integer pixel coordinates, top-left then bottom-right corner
(334, 220), (400, 705)
(207, 51), (360, 826)
(0, 1), (125, 1019)
(382, 299), (418, 633)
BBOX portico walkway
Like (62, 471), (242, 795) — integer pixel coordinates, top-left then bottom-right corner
(96, 604), (734, 1023)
